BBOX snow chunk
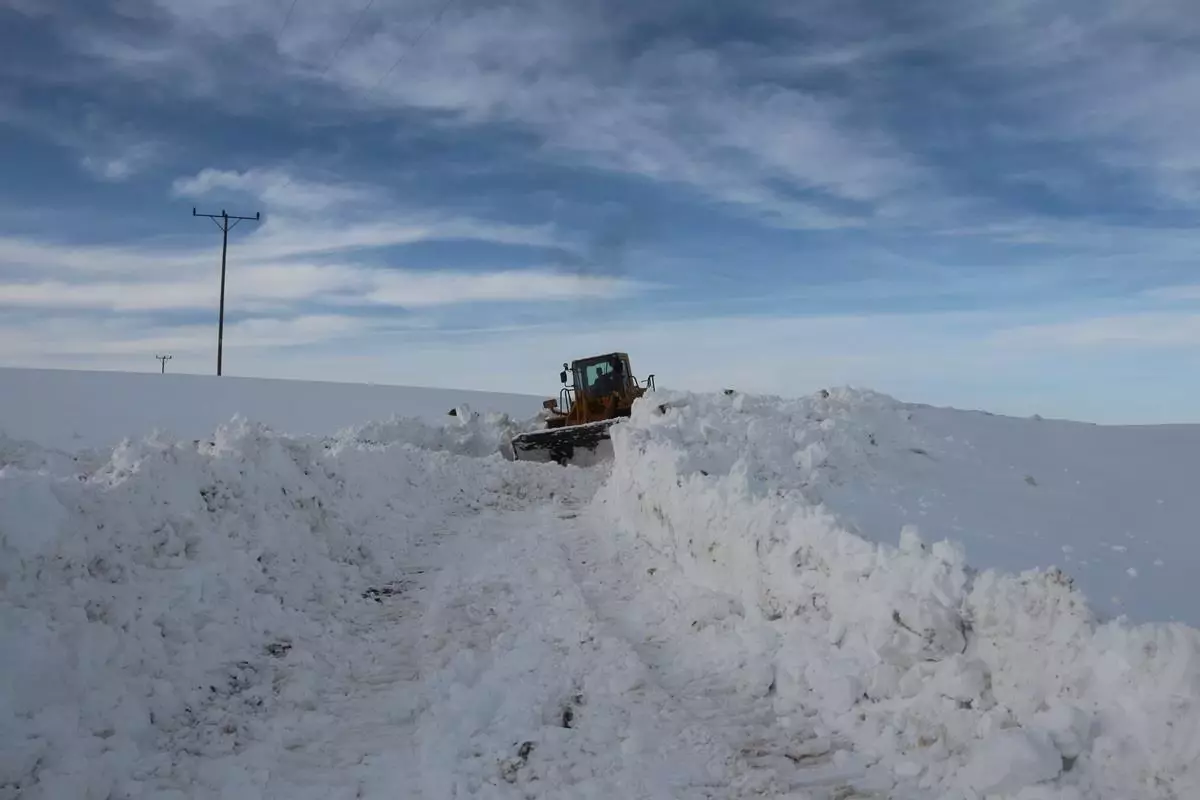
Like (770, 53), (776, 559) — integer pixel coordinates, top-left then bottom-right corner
(1032, 701), (1092, 759)
(931, 655), (991, 705)
(963, 727), (1063, 794)
(0, 470), (68, 562)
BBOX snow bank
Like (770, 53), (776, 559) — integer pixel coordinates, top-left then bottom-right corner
(0, 412), (572, 798)
(6, 371), (1200, 797)
(602, 386), (1200, 626)
(0, 367), (540, 452)
(598, 387), (1200, 798)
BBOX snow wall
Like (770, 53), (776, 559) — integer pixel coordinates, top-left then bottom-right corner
(596, 388), (1200, 798)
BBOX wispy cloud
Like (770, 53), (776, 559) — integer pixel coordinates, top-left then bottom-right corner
(0, 263), (645, 313)
(0, 313), (386, 361)
(1, 0), (57, 17)
(994, 312), (1200, 349)
(1, 165), (561, 272)
(58, 1), (932, 230)
(169, 166), (562, 255)
(336, 6), (927, 228)
(172, 167), (376, 214)
(0, 102), (163, 182)
(0, 279), (214, 312)
(364, 268), (647, 307)
(80, 140), (163, 182)
(940, 1), (1200, 210)
(0, 166), (647, 322)
(25, 0), (1200, 232)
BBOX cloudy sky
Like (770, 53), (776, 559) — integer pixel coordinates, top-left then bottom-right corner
(3, 0), (1200, 422)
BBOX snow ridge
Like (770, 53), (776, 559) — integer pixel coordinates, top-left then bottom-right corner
(598, 387), (1200, 798)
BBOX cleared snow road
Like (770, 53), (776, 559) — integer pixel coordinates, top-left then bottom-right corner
(248, 497), (888, 799)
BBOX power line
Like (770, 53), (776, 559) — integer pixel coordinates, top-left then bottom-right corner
(192, 208), (261, 377)
(373, 0), (457, 88)
(276, 0), (301, 39)
(155, 354), (172, 374)
(316, 0), (458, 87)
(270, 0), (458, 196)
(318, 0), (378, 78)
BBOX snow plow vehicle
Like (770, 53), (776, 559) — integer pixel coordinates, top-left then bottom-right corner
(508, 352), (655, 465)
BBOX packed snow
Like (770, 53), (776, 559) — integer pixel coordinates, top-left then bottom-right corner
(2, 375), (1198, 799)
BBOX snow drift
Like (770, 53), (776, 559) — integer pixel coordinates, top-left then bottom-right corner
(598, 387), (1200, 798)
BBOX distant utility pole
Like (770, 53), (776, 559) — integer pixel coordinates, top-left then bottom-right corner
(192, 207), (261, 376)
(156, 354), (172, 374)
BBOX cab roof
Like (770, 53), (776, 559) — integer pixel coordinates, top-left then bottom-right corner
(570, 352), (628, 367)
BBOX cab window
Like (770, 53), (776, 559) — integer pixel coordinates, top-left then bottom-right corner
(585, 360), (615, 388)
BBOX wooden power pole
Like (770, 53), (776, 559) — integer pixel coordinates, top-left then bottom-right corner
(192, 208), (260, 376)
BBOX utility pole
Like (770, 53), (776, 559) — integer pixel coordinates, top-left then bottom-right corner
(192, 208), (260, 376)
(156, 354), (172, 374)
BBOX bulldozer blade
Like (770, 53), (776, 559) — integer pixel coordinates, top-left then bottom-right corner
(508, 418), (619, 466)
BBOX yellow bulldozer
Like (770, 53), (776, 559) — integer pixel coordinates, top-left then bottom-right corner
(508, 352), (655, 465)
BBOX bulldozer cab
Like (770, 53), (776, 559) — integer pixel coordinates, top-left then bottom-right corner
(509, 351), (655, 464)
(545, 351), (654, 429)
(567, 353), (632, 399)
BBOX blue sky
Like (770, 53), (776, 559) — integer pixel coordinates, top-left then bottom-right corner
(3, 0), (1200, 422)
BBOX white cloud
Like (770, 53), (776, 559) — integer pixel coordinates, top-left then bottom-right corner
(0, 236), (211, 277)
(172, 167), (376, 214)
(80, 156), (136, 182)
(0, 263), (644, 314)
(239, 217), (561, 260)
(80, 141), (163, 182)
(167, 166), (563, 254)
(0, 279), (214, 312)
(993, 312), (1200, 349)
(365, 269), (646, 307)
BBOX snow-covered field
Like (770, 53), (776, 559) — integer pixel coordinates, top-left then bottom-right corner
(0, 367), (539, 452)
(2, 371), (1198, 798)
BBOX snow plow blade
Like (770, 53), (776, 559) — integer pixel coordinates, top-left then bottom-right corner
(508, 418), (619, 466)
